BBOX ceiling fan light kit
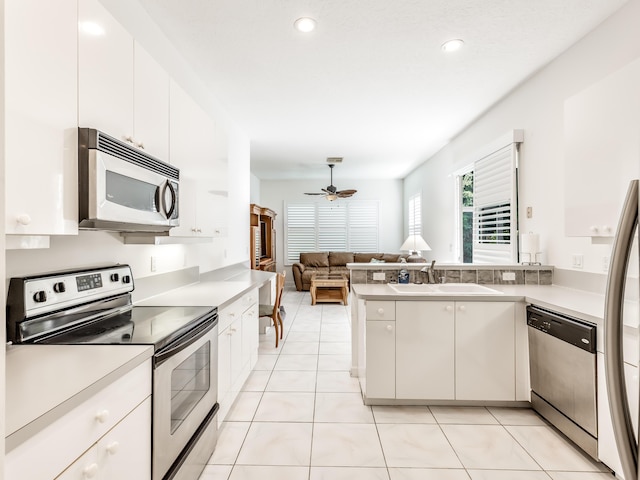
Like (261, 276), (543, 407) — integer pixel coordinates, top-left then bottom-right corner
(304, 163), (357, 201)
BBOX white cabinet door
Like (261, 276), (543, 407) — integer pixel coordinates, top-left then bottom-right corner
(242, 302), (259, 370)
(98, 398), (151, 479)
(229, 317), (243, 398)
(78, 0), (134, 140)
(396, 301), (455, 400)
(5, 0), (78, 235)
(168, 80), (215, 237)
(564, 58), (640, 237)
(133, 42), (170, 161)
(455, 302), (515, 400)
(365, 320), (396, 399)
(217, 328), (232, 422)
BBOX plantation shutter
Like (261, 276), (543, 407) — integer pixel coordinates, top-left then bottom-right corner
(408, 193), (421, 236)
(286, 203), (316, 264)
(473, 140), (520, 264)
(285, 200), (379, 264)
(348, 201), (379, 252)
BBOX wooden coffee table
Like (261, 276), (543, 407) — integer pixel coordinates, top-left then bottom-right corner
(310, 273), (349, 306)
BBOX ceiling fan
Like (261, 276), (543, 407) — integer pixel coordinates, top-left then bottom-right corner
(304, 163), (357, 201)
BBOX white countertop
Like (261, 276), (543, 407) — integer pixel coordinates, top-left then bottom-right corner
(136, 269), (274, 308)
(5, 344), (153, 450)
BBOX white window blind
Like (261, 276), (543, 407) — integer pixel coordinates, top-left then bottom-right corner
(408, 193), (421, 236)
(473, 143), (519, 264)
(285, 201), (379, 264)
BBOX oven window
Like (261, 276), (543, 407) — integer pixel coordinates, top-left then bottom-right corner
(106, 170), (159, 213)
(170, 341), (211, 434)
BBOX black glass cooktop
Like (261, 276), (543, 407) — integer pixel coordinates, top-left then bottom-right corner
(35, 305), (216, 351)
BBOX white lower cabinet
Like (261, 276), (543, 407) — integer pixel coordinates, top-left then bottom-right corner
(396, 301), (454, 400)
(362, 299), (517, 402)
(217, 289), (258, 422)
(6, 361), (151, 480)
(56, 398), (151, 479)
(455, 301), (516, 400)
(365, 320), (396, 399)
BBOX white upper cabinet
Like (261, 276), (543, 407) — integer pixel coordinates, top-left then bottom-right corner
(169, 80), (221, 237)
(4, 0), (78, 235)
(134, 42), (170, 161)
(78, 0), (134, 141)
(78, 0), (170, 161)
(564, 58), (640, 237)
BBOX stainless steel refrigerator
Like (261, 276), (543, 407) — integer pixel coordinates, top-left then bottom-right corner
(605, 179), (640, 480)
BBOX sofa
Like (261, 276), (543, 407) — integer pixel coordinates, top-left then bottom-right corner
(292, 252), (409, 291)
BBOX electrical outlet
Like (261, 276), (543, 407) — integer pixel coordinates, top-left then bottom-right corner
(150, 256), (157, 272)
(572, 254), (584, 269)
(502, 272), (516, 281)
(373, 272), (386, 281)
(526, 207), (533, 218)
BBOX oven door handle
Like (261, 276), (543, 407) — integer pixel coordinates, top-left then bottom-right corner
(154, 317), (216, 367)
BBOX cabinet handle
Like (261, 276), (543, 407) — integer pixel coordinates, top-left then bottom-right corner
(191, 227), (197, 233)
(230, 328), (237, 334)
(445, 305), (453, 312)
(229, 312), (236, 317)
(95, 409), (110, 423)
(83, 463), (99, 478)
(124, 135), (134, 143)
(458, 305), (466, 312)
(16, 214), (32, 225)
(106, 441), (120, 455)
(196, 228), (202, 233)
(386, 325), (393, 331)
(377, 308), (384, 315)
(590, 225), (599, 234)
(136, 141), (145, 149)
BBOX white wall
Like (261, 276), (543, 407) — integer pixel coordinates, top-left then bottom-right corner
(4, 0), (251, 281)
(250, 172), (261, 205)
(260, 178), (404, 273)
(404, 0), (640, 278)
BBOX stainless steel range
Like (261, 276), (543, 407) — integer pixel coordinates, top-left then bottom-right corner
(6, 264), (218, 480)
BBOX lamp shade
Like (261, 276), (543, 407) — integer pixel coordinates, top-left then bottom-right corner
(400, 234), (431, 252)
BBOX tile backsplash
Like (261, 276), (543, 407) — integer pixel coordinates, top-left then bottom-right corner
(349, 265), (553, 286)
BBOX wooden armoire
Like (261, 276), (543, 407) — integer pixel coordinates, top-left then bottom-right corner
(250, 204), (276, 272)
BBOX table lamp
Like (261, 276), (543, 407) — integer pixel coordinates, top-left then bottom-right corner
(400, 234), (431, 262)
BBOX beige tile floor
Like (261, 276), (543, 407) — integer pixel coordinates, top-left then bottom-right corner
(199, 287), (615, 480)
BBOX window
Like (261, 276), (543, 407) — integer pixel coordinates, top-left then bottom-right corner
(408, 193), (422, 236)
(456, 131), (522, 264)
(285, 200), (379, 264)
(460, 171), (474, 263)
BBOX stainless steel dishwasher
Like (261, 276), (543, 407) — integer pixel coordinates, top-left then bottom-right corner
(527, 305), (598, 458)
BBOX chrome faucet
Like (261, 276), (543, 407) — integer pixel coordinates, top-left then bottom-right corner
(421, 260), (437, 284)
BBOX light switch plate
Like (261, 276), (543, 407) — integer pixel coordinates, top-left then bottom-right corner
(373, 272), (386, 281)
(502, 272), (516, 281)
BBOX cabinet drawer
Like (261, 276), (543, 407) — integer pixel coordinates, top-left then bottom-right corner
(6, 360), (151, 480)
(219, 290), (258, 331)
(366, 301), (395, 321)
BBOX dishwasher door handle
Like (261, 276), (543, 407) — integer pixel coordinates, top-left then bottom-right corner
(604, 179), (638, 480)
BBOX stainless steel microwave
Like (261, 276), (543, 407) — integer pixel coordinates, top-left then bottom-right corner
(78, 128), (179, 232)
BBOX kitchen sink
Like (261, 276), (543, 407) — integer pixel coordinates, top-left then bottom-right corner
(388, 283), (502, 294)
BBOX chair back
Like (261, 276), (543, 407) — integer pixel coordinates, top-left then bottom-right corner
(272, 270), (285, 316)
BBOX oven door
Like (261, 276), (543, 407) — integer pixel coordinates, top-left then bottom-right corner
(86, 149), (179, 229)
(152, 321), (218, 480)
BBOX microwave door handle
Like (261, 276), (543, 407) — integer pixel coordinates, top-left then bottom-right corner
(162, 181), (177, 219)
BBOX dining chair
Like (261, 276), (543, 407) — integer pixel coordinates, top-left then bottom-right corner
(259, 270), (286, 347)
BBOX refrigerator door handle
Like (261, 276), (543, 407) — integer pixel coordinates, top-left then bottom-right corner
(605, 179), (639, 480)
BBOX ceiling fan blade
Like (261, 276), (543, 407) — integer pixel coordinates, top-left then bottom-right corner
(321, 188), (334, 194)
(336, 189), (357, 196)
(304, 192), (326, 195)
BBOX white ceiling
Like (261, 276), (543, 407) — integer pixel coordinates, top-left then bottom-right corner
(137, 0), (627, 180)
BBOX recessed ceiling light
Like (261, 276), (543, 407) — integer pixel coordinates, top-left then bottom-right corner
(79, 21), (105, 36)
(441, 39), (464, 53)
(294, 17), (316, 33)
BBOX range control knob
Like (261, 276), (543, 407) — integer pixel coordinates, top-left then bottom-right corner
(122, 275), (131, 284)
(53, 282), (66, 293)
(110, 273), (120, 282)
(33, 291), (47, 303)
